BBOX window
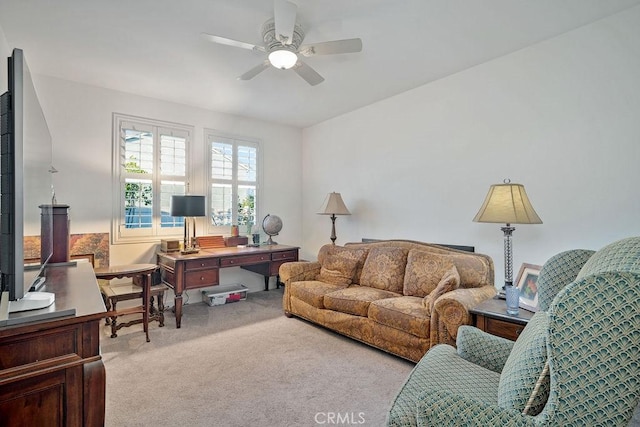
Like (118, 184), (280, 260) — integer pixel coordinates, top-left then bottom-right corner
(205, 131), (260, 235)
(112, 114), (193, 243)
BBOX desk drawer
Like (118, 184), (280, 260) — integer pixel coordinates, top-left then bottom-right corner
(484, 317), (526, 341)
(185, 258), (219, 270)
(270, 260), (292, 276)
(185, 269), (219, 289)
(272, 250), (297, 261)
(220, 254), (270, 267)
(161, 268), (175, 287)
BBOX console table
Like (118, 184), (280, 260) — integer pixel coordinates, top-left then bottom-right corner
(0, 262), (106, 426)
(157, 244), (298, 328)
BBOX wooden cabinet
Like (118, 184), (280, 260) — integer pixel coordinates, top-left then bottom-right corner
(470, 297), (534, 341)
(0, 262), (106, 426)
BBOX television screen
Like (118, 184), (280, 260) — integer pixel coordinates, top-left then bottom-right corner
(0, 48), (54, 307)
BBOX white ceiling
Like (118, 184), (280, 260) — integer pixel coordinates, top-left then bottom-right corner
(1, 0), (639, 128)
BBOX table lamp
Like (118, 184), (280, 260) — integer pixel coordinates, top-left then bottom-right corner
(171, 195), (206, 254)
(318, 192), (351, 245)
(473, 180), (542, 290)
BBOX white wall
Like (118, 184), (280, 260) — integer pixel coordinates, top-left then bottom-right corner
(0, 25), (9, 92)
(32, 75), (303, 296)
(302, 6), (640, 287)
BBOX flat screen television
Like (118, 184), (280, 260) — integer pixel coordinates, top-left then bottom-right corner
(0, 48), (55, 313)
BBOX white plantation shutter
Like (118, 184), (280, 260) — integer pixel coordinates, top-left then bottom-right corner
(112, 114), (193, 243)
(205, 130), (260, 234)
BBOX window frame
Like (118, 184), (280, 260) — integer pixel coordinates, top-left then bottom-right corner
(204, 130), (261, 236)
(112, 113), (194, 244)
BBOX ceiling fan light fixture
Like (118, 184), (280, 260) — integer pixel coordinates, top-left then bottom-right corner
(268, 49), (298, 69)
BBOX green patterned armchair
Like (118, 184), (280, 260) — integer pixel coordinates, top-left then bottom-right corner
(387, 237), (640, 426)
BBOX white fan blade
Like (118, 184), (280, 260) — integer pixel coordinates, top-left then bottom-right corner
(201, 33), (265, 52)
(274, 0), (297, 45)
(299, 38), (362, 56)
(238, 61), (271, 80)
(293, 60), (324, 86)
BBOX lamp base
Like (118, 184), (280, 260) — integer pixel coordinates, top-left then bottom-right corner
(329, 214), (337, 245)
(180, 248), (200, 255)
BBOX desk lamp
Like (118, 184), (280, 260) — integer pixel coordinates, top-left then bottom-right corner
(171, 195), (206, 254)
(473, 180), (542, 290)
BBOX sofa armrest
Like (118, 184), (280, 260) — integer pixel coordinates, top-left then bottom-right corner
(279, 261), (321, 286)
(456, 325), (515, 373)
(280, 261), (321, 314)
(429, 285), (496, 347)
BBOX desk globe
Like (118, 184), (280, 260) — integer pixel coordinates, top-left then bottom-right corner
(262, 214), (282, 245)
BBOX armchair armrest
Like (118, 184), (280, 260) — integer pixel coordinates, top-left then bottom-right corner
(430, 285), (496, 347)
(456, 325), (515, 373)
(416, 389), (539, 427)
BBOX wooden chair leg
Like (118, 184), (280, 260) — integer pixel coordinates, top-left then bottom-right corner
(143, 273), (150, 343)
(101, 293), (112, 325)
(158, 291), (165, 327)
(109, 299), (119, 338)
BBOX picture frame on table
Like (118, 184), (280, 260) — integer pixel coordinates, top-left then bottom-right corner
(516, 263), (543, 312)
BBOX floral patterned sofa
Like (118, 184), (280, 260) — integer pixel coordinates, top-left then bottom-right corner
(280, 240), (496, 362)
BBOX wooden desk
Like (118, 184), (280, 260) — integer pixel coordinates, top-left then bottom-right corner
(0, 262), (106, 426)
(157, 244), (298, 328)
(469, 297), (535, 341)
(94, 263), (156, 342)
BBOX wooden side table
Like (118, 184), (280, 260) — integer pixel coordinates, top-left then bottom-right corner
(469, 298), (535, 341)
(94, 264), (158, 342)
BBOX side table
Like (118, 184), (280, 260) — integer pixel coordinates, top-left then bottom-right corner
(94, 263), (157, 342)
(469, 298), (535, 341)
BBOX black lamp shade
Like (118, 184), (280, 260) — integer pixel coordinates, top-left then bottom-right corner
(170, 195), (205, 217)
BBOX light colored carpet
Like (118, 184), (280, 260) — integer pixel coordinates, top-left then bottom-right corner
(101, 290), (414, 426)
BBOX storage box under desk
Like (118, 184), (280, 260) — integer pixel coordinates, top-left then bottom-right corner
(202, 284), (248, 306)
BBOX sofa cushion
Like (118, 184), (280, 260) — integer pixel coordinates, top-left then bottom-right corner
(498, 311), (550, 415)
(318, 253), (359, 285)
(359, 247), (409, 293)
(422, 266), (460, 311)
(320, 246), (369, 284)
(368, 296), (430, 338)
(403, 249), (457, 297)
(323, 286), (401, 317)
(289, 281), (348, 309)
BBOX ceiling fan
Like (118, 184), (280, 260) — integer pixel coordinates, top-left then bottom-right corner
(201, 0), (363, 86)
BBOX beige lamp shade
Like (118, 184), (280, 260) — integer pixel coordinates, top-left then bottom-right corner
(473, 183), (542, 225)
(318, 192), (351, 216)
